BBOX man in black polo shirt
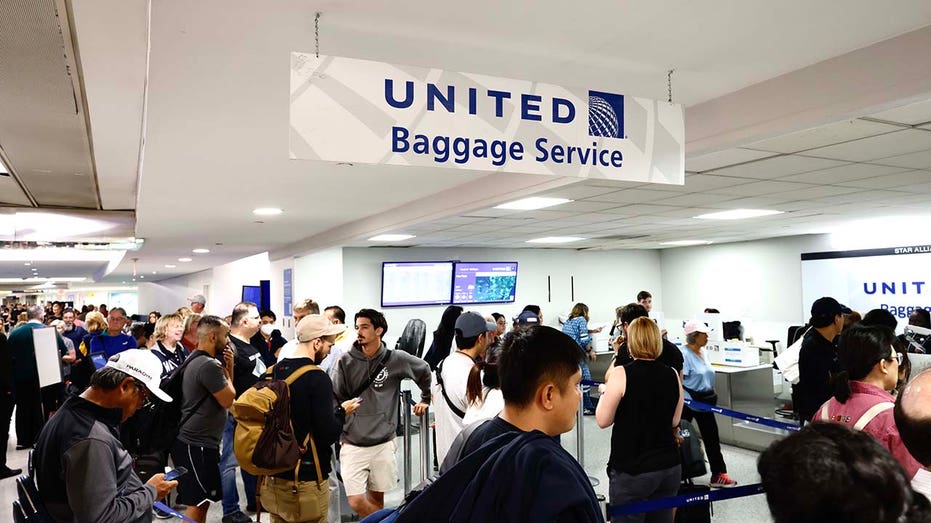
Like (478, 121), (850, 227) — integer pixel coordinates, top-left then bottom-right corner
(794, 296), (849, 423)
(607, 303), (683, 379)
(219, 302), (266, 523)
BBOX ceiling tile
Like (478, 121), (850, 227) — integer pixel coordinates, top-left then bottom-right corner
(539, 183), (620, 201)
(708, 155), (849, 180)
(601, 203), (682, 216)
(555, 200), (626, 213)
(800, 129), (931, 162)
(868, 98), (931, 125)
(790, 185), (864, 200)
(653, 192), (733, 206)
(685, 148), (778, 172)
(743, 119), (900, 153)
(585, 188), (677, 204)
(776, 162), (909, 184)
(712, 179), (815, 197)
(871, 149), (931, 169)
(837, 170), (931, 189)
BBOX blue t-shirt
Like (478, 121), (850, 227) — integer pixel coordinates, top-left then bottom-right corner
(679, 346), (715, 398)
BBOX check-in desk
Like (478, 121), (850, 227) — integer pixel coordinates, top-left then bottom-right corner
(711, 364), (791, 452)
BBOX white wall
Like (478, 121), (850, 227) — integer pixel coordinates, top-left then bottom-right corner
(293, 247), (344, 311)
(660, 234), (832, 347)
(138, 252), (272, 317)
(340, 247), (663, 347)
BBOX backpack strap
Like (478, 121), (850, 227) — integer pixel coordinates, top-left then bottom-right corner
(819, 402), (830, 421)
(852, 402), (894, 431)
(435, 358), (465, 419)
(349, 350), (392, 399)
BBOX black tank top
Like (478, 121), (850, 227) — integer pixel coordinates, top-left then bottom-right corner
(608, 359), (680, 474)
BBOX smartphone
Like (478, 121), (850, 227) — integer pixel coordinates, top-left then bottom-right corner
(165, 467), (188, 481)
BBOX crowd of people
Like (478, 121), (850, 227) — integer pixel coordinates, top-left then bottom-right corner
(2, 289), (931, 522)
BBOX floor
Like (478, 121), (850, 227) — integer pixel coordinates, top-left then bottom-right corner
(0, 410), (774, 522)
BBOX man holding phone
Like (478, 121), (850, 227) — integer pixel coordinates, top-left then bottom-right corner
(34, 349), (178, 522)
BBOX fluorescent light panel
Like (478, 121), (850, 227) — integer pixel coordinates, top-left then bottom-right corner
(660, 240), (713, 246)
(253, 208), (283, 216)
(0, 277), (86, 283)
(695, 209), (783, 220)
(494, 197), (572, 211)
(368, 234), (415, 242)
(526, 236), (586, 244)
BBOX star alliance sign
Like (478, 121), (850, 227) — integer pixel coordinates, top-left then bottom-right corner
(385, 80), (626, 168)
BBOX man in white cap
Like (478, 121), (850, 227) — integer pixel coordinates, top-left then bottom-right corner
(189, 294), (207, 314)
(433, 311), (497, 464)
(33, 349), (178, 522)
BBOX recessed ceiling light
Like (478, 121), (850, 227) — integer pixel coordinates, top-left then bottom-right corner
(695, 209), (783, 220)
(23, 262), (31, 266)
(660, 240), (713, 246)
(139, 275), (144, 279)
(164, 264), (176, 268)
(253, 207), (283, 216)
(494, 197), (573, 211)
(152, 271), (157, 274)
(367, 234), (415, 242)
(178, 257), (193, 262)
(526, 236), (586, 244)
(192, 248), (210, 254)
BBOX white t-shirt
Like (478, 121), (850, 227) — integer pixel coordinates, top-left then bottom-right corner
(463, 388), (504, 425)
(913, 468), (931, 502)
(432, 352), (475, 465)
(277, 338), (299, 361)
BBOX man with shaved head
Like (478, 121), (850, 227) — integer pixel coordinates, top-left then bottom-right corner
(895, 368), (931, 501)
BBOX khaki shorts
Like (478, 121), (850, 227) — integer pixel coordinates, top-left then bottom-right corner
(339, 440), (398, 496)
(260, 477), (328, 523)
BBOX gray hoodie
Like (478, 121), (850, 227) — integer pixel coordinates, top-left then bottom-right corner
(331, 341), (432, 446)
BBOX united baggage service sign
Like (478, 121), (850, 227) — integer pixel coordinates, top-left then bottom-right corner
(289, 53), (684, 184)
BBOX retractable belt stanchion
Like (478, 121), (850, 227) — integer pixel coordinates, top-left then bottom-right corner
(577, 396), (600, 488)
(419, 405), (431, 480)
(402, 390), (413, 495)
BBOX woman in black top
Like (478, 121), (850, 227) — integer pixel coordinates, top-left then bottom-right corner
(262, 314), (362, 523)
(596, 317), (683, 523)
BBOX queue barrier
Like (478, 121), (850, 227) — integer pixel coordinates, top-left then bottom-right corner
(607, 483), (765, 517)
(401, 390), (431, 494)
(580, 379), (800, 433)
(154, 501), (198, 522)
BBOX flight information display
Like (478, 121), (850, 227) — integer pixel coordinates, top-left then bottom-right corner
(452, 262), (518, 305)
(381, 261), (454, 307)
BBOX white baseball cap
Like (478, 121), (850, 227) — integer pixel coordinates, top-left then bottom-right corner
(683, 320), (711, 335)
(105, 349), (172, 402)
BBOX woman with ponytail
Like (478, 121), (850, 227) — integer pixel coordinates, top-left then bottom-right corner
(463, 344), (505, 424)
(815, 324), (921, 479)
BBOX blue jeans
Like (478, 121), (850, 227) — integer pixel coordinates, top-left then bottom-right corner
(580, 359), (594, 411)
(220, 414), (257, 515)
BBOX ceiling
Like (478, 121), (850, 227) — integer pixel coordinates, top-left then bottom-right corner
(2, 1), (931, 284)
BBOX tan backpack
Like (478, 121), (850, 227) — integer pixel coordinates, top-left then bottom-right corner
(231, 364), (323, 483)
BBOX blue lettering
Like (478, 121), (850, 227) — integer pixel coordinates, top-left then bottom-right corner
(427, 84), (455, 112)
(452, 137), (469, 164)
(917, 281), (926, 294)
(883, 282), (895, 294)
(611, 150), (623, 167)
(433, 135), (450, 162)
(385, 80), (413, 109)
(468, 88), (478, 115)
(391, 126), (410, 152)
(553, 98), (575, 123)
(864, 282), (877, 294)
(487, 90), (511, 117)
(521, 94), (542, 121)
(535, 137), (549, 161)
(490, 140), (507, 166)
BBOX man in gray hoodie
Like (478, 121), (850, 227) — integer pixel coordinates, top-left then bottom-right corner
(331, 308), (431, 518)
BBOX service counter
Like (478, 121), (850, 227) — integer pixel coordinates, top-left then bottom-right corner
(710, 364), (792, 452)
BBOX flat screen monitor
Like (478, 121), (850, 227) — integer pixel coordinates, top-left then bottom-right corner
(452, 262), (518, 305)
(90, 351), (108, 370)
(242, 285), (261, 305)
(381, 262), (454, 307)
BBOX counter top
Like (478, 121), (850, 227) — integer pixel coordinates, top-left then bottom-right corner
(710, 363), (773, 374)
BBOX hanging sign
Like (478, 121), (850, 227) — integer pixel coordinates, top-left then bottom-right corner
(289, 54), (684, 184)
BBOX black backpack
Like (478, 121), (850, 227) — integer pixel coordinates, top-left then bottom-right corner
(122, 351), (208, 454)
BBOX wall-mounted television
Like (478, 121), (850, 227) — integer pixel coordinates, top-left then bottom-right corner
(242, 285), (262, 305)
(381, 261), (454, 307)
(452, 262), (518, 305)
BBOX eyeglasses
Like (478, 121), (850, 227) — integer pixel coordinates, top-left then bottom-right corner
(132, 379), (152, 408)
(889, 352), (904, 366)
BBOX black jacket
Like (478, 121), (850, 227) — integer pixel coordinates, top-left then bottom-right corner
(398, 430), (604, 523)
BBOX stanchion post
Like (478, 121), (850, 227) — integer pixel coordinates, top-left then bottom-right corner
(576, 395), (585, 467)
(402, 390), (413, 495)
(419, 406), (431, 481)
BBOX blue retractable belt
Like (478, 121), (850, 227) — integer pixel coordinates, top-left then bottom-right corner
(580, 380), (800, 433)
(154, 501), (200, 523)
(607, 483), (765, 516)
